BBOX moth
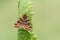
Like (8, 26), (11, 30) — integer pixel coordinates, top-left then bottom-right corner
(14, 14), (32, 30)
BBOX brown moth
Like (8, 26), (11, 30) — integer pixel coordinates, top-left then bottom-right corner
(14, 14), (32, 30)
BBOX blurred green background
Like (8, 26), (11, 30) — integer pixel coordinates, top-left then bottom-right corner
(0, 0), (60, 40)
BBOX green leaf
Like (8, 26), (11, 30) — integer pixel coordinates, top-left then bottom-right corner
(18, 0), (33, 17)
(18, 29), (31, 40)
